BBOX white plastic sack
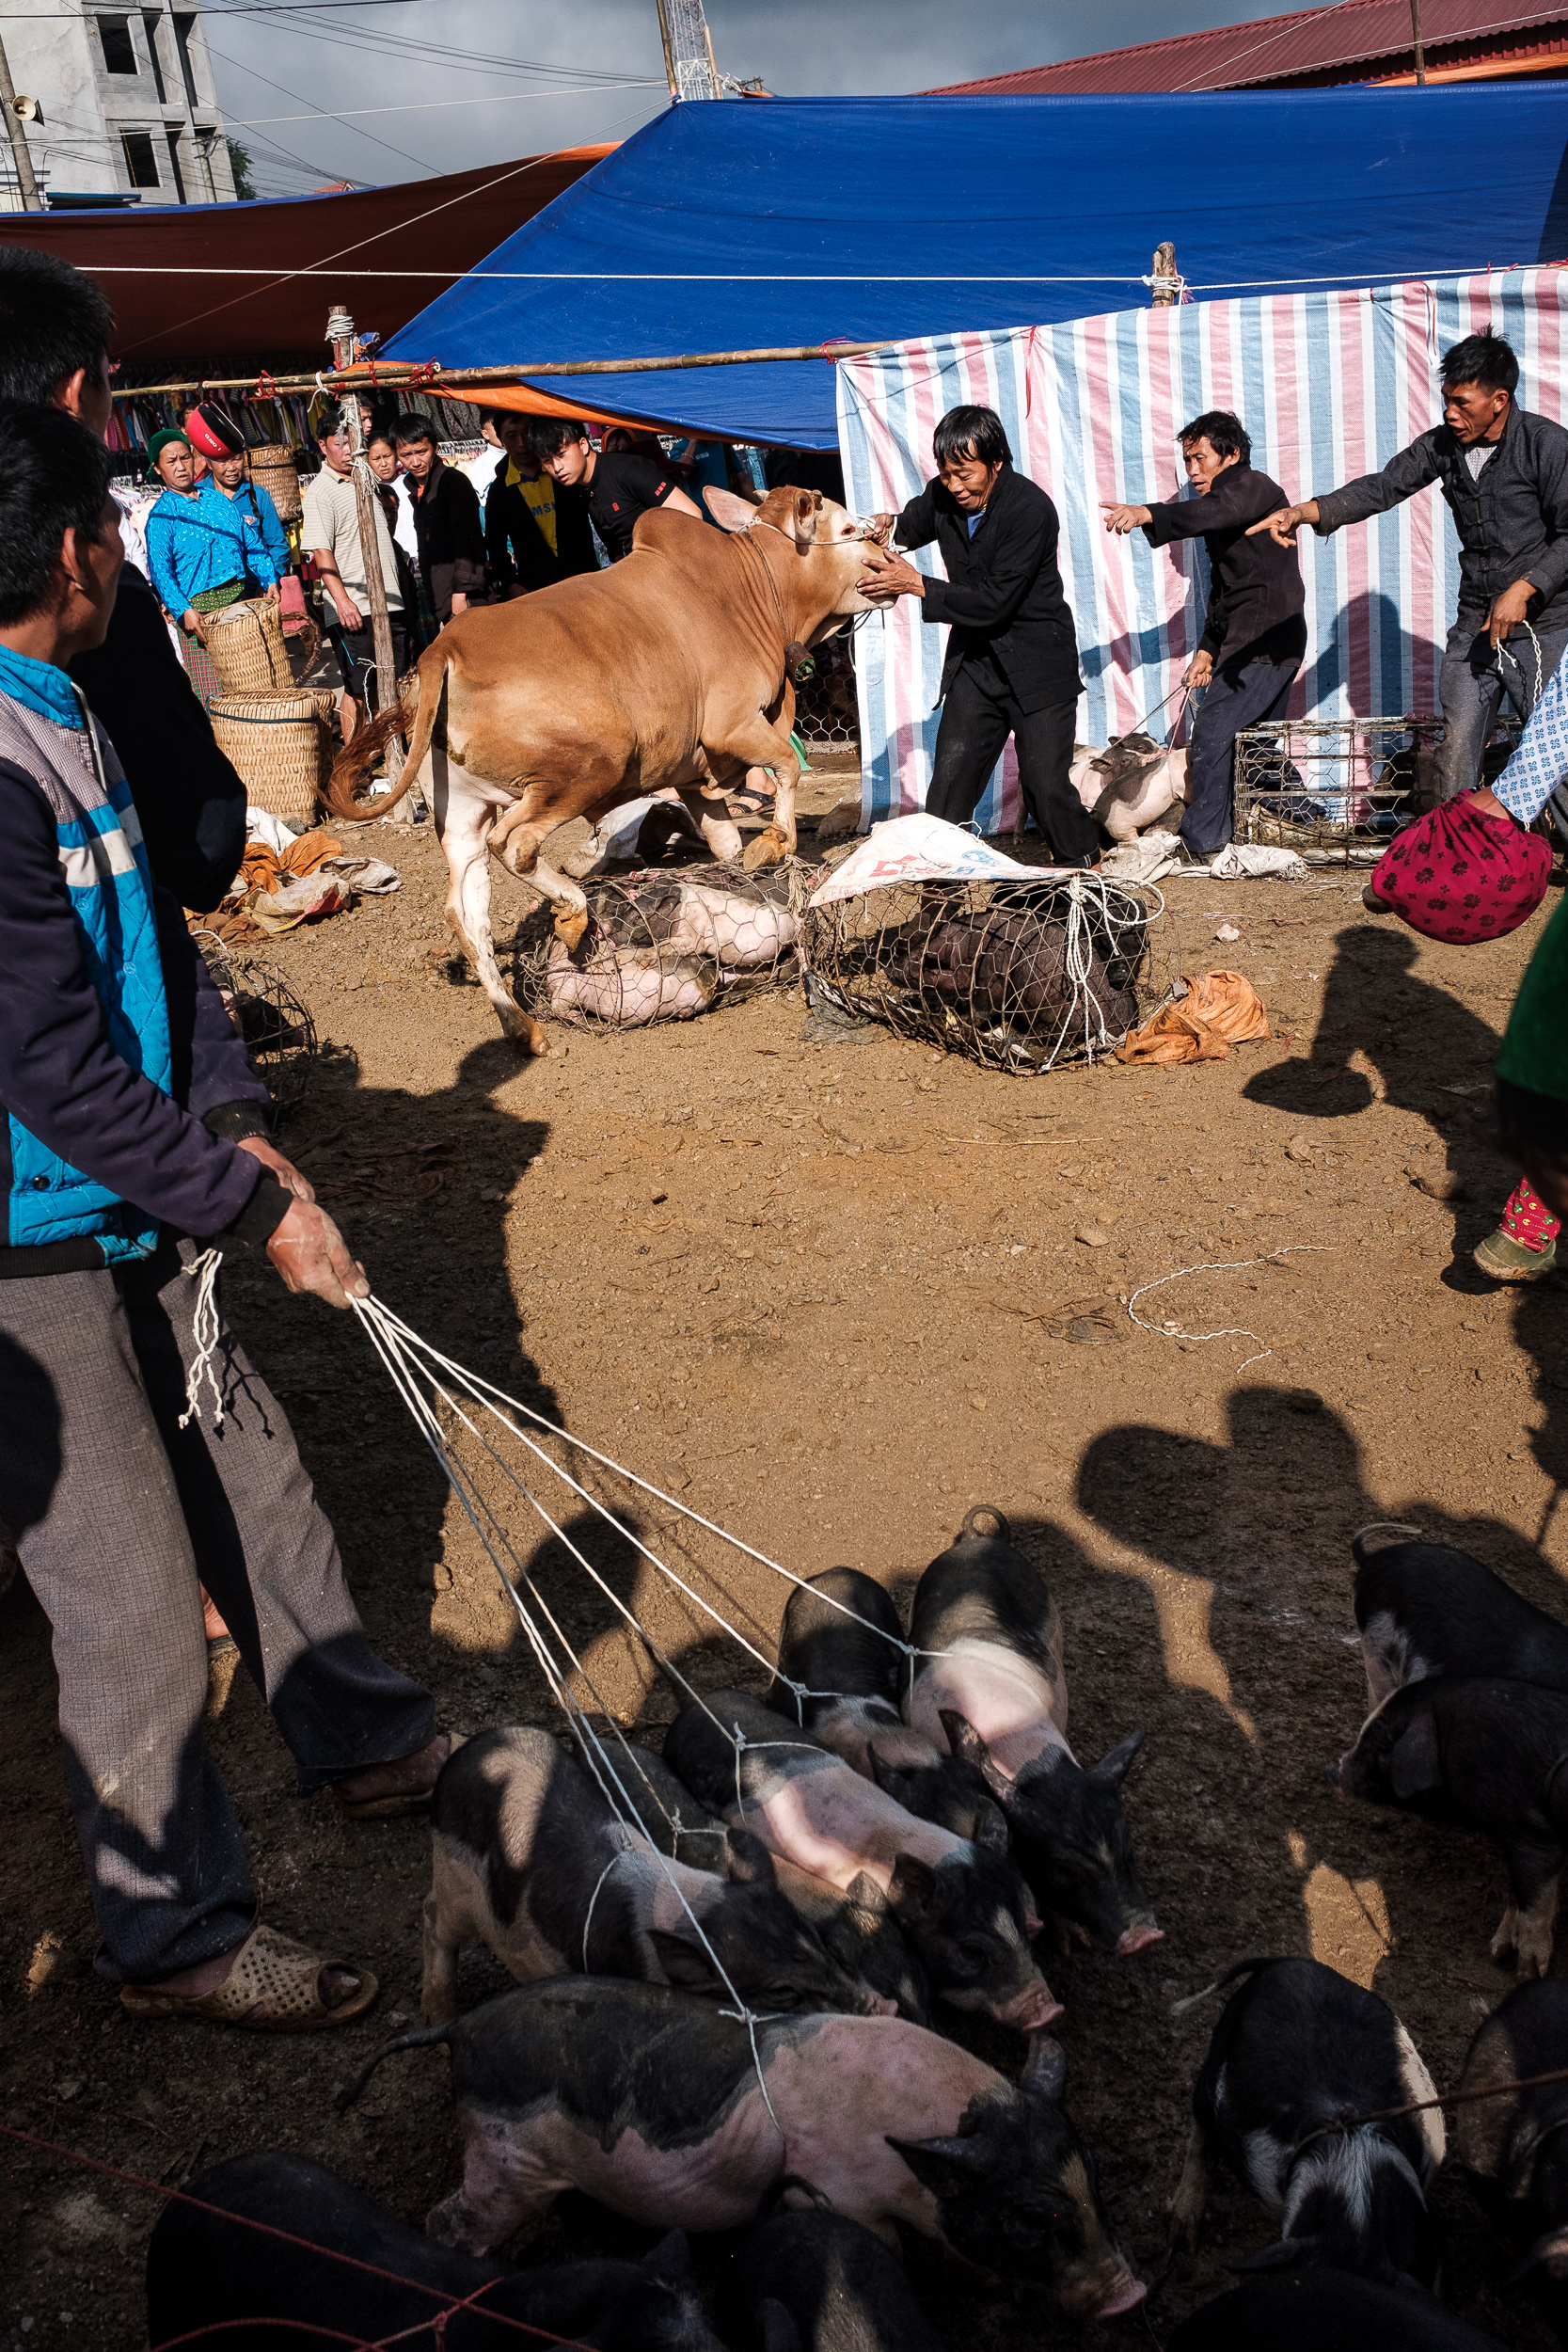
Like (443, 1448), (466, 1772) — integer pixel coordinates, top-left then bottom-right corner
(810, 813), (1077, 908)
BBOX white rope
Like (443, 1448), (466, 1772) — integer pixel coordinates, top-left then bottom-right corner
(1126, 1246), (1332, 1374)
(1496, 616), (1544, 711)
(580, 1851), (622, 1973)
(178, 1248), (227, 1428)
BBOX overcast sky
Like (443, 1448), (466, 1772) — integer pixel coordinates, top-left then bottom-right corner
(206, 0), (1315, 199)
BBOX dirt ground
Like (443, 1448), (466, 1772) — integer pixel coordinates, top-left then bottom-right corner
(4, 766), (1566, 2350)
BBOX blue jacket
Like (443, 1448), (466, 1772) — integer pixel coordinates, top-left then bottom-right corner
(0, 653), (285, 1275)
(145, 477), (280, 613)
(214, 475), (289, 580)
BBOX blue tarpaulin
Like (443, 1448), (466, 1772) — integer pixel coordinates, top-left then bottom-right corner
(386, 89), (1568, 448)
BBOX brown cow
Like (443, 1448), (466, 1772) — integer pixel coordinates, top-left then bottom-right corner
(326, 484), (891, 1052)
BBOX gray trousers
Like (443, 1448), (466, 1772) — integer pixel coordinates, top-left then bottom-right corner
(1434, 609), (1568, 801)
(1180, 649), (1302, 859)
(0, 1239), (434, 1983)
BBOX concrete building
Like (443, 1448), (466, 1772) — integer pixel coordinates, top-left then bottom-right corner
(1, 0), (236, 213)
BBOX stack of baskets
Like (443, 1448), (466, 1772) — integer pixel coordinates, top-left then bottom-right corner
(205, 596), (335, 826)
(245, 443), (303, 525)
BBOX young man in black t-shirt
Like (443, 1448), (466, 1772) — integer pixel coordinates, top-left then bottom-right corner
(532, 418), (704, 563)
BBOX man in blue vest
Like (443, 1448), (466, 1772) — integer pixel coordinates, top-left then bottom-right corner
(0, 399), (446, 2030)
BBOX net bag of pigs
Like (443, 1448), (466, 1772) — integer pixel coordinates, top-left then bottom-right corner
(800, 873), (1163, 1073)
(513, 860), (814, 1029)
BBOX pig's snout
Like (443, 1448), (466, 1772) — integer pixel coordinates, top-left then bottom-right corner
(996, 1983), (1065, 2031)
(1094, 2271), (1148, 2320)
(1324, 1757), (1347, 1794)
(1116, 1919), (1164, 1958)
(871, 1994), (899, 2017)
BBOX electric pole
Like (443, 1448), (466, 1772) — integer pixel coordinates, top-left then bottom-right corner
(0, 36), (43, 212)
(1410, 0), (1427, 83)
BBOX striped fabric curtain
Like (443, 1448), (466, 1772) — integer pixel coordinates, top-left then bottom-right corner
(837, 270), (1568, 831)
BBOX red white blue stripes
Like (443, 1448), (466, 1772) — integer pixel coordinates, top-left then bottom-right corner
(838, 270), (1568, 829)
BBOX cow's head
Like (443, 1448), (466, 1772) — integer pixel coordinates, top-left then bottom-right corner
(705, 484), (893, 621)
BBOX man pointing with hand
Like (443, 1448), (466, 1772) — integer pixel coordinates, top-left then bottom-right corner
(1248, 329), (1568, 803)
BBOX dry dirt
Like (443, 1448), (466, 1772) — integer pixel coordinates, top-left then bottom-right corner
(3, 770), (1566, 2350)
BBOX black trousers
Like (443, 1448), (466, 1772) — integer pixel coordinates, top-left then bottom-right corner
(327, 613), (409, 715)
(927, 666), (1097, 866)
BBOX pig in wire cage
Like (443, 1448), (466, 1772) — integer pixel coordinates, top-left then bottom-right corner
(1234, 715), (1524, 866)
(192, 930), (319, 1119)
(511, 859), (816, 1032)
(800, 870), (1166, 1073)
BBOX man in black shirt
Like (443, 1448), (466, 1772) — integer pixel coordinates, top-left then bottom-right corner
(532, 417), (704, 564)
(393, 412), (487, 628)
(1102, 407), (1306, 858)
(1249, 329), (1568, 803)
(857, 403), (1097, 866)
(0, 246), (245, 912)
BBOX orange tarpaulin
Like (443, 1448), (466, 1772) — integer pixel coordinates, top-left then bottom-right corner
(439, 384), (708, 436)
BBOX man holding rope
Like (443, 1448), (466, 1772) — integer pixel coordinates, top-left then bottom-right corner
(0, 399), (447, 2032)
(1102, 409), (1305, 861)
(1248, 330), (1568, 804)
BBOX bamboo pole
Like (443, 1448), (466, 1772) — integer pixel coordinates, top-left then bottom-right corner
(110, 338), (902, 403)
(325, 299), (404, 793)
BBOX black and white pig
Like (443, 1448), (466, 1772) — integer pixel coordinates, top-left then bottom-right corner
(1454, 1978), (1568, 2342)
(768, 1568), (1002, 1839)
(343, 1977), (1147, 2321)
(1353, 1525), (1568, 1708)
(597, 1740), (734, 1873)
(721, 2208), (947, 2352)
(666, 1689), (1059, 2030)
(1165, 2272), (1504, 2352)
(1169, 1956), (1445, 2286)
(423, 1726), (883, 2024)
(1329, 1677), (1568, 1978)
(906, 1507), (1160, 1957)
(145, 2152), (721, 2352)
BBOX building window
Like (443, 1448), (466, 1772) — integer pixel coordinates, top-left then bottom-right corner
(141, 14), (167, 102)
(164, 127), (186, 200)
(98, 16), (138, 72)
(121, 128), (161, 186)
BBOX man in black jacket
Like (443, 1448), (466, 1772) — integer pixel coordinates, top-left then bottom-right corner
(1102, 408), (1306, 858)
(1250, 329), (1568, 801)
(0, 246), (245, 912)
(857, 404), (1096, 865)
(393, 412), (487, 628)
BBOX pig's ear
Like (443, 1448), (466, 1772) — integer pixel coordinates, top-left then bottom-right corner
(940, 1709), (1015, 1797)
(646, 1929), (724, 1993)
(642, 2230), (694, 2283)
(757, 2298), (806, 2352)
(1387, 1710), (1442, 1799)
(1093, 1729), (1147, 1788)
(846, 1869), (889, 1918)
(1516, 2224), (1568, 2283)
(971, 1799), (1011, 1856)
(1232, 2238), (1313, 2274)
(1021, 2033), (1068, 2103)
(887, 1852), (941, 1924)
(704, 485), (762, 532)
(885, 2131), (985, 2202)
(723, 1825), (778, 1886)
(866, 1746), (911, 1804)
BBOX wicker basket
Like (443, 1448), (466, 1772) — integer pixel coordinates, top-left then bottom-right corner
(205, 596), (303, 695)
(210, 691), (331, 824)
(247, 442), (302, 523)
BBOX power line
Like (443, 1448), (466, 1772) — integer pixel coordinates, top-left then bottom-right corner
(221, 80), (658, 126)
(200, 32), (442, 171)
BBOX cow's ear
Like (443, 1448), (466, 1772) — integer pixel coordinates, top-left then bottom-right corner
(793, 490), (818, 546)
(704, 486), (761, 532)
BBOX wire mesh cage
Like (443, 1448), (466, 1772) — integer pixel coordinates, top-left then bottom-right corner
(193, 931), (320, 1119)
(792, 636), (859, 751)
(800, 872), (1166, 1073)
(1234, 715), (1522, 865)
(513, 859), (816, 1031)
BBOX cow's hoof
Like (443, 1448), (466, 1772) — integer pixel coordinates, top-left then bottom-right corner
(552, 906), (589, 954)
(742, 825), (788, 872)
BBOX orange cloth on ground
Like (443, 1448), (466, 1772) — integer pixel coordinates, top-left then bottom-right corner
(238, 827), (342, 897)
(1116, 970), (1270, 1066)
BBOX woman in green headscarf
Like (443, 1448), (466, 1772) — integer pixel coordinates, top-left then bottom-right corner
(142, 430), (255, 707)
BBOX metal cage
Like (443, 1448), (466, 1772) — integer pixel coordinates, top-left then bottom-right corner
(1233, 714), (1522, 865)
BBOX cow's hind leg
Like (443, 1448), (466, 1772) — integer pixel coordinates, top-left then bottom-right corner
(681, 787), (743, 866)
(487, 805), (591, 953)
(441, 790), (548, 1055)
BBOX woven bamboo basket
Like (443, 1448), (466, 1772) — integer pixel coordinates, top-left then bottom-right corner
(247, 443), (302, 522)
(205, 595), (303, 695)
(210, 691), (331, 824)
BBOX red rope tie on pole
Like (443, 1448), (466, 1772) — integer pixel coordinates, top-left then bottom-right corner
(255, 372), (277, 400)
(0, 2121), (595, 2351)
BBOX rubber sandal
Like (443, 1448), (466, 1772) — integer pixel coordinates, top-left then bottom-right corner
(727, 787), (775, 819)
(1474, 1229), (1558, 1282)
(119, 1923), (378, 2032)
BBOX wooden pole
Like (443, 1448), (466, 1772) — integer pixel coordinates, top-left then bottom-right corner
(0, 35), (44, 212)
(1150, 241), (1177, 306)
(653, 0), (678, 98)
(325, 299), (404, 790)
(110, 338), (907, 404)
(1410, 0), (1427, 82)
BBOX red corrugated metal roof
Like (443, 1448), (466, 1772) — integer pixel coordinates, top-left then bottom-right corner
(926, 0), (1568, 93)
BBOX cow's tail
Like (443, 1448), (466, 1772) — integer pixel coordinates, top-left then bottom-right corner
(325, 647), (445, 825)
(334, 2019), (451, 2111)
